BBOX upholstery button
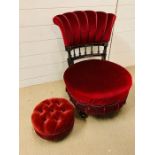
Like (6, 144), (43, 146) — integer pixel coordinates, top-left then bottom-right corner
(50, 109), (54, 112)
(61, 108), (65, 112)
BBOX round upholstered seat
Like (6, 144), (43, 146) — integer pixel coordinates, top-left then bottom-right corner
(31, 98), (74, 140)
(64, 60), (132, 116)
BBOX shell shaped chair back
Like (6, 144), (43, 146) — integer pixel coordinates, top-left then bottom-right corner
(53, 11), (116, 47)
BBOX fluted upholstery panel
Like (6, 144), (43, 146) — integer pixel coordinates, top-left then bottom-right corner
(53, 11), (116, 46)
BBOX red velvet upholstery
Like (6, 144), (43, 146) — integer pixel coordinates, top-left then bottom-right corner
(64, 60), (132, 116)
(53, 11), (116, 46)
(31, 98), (74, 140)
(53, 11), (132, 117)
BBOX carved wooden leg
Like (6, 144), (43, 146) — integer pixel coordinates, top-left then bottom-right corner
(78, 111), (88, 118)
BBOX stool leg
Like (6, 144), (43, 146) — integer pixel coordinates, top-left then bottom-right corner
(78, 111), (88, 118)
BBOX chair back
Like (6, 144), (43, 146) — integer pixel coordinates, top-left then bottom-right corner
(53, 11), (116, 65)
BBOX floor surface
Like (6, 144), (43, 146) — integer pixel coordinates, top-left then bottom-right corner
(20, 66), (135, 155)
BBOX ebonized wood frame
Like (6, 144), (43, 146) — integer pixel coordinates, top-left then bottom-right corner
(67, 90), (126, 118)
(65, 42), (108, 66)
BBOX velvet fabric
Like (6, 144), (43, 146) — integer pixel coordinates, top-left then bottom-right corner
(31, 98), (74, 140)
(53, 11), (132, 116)
(64, 60), (132, 115)
(53, 11), (116, 46)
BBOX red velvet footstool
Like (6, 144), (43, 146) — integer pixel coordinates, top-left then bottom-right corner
(31, 98), (74, 140)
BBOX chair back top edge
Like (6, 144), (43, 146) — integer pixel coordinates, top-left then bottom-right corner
(53, 10), (116, 48)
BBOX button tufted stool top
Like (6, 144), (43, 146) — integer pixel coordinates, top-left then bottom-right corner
(31, 98), (74, 140)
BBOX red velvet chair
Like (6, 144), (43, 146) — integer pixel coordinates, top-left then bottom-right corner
(53, 11), (132, 118)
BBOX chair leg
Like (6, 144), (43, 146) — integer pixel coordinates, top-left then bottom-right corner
(78, 111), (88, 118)
(66, 91), (88, 118)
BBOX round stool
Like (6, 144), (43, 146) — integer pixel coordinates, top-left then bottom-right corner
(31, 98), (74, 140)
(64, 60), (132, 117)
